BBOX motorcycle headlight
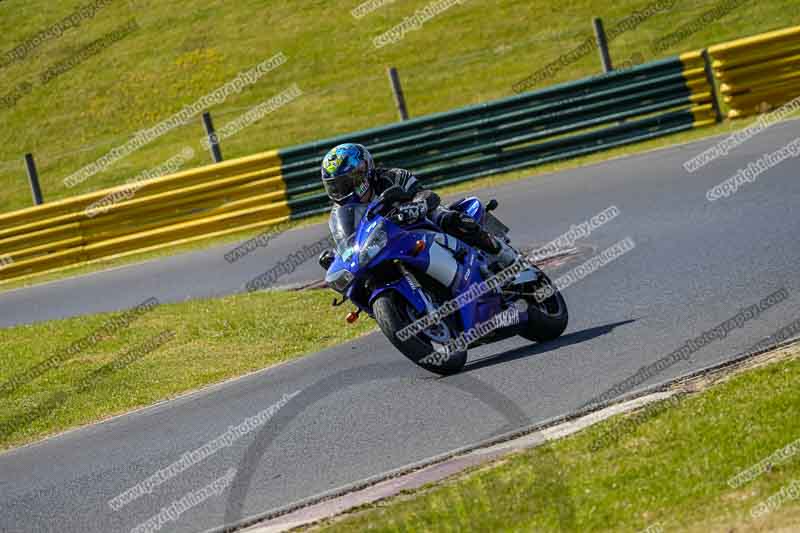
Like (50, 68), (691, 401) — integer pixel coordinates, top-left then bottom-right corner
(326, 267), (354, 293)
(358, 223), (388, 265)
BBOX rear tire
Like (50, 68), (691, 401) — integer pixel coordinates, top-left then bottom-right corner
(373, 292), (467, 375)
(518, 271), (568, 342)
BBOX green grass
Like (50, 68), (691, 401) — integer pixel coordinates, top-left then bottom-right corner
(0, 289), (375, 450)
(1, 0), (798, 214)
(313, 347), (800, 532)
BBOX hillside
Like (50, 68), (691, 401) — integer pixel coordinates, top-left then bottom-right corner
(0, 0), (797, 212)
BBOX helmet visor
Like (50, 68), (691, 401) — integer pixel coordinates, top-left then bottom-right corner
(322, 164), (370, 203)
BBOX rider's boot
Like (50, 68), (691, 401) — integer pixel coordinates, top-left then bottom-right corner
(467, 226), (520, 274)
(441, 210), (521, 273)
(482, 236), (520, 273)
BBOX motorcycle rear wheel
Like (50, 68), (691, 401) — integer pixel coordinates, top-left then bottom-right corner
(517, 271), (568, 342)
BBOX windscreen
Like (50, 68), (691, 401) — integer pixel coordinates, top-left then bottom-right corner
(328, 203), (368, 255)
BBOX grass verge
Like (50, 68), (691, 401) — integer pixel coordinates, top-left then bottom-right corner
(311, 344), (800, 532)
(0, 289), (375, 451)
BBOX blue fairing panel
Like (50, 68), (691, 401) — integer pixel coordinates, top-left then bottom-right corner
(451, 196), (485, 223)
(368, 276), (428, 314)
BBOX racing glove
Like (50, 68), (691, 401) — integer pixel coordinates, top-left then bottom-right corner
(392, 200), (428, 225)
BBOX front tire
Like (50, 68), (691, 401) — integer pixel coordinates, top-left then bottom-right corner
(373, 292), (467, 375)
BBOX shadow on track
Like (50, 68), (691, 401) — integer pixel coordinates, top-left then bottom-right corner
(463, 319), (637, 373)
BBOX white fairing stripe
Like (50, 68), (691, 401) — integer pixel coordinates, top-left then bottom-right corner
(426, 242), (459, 288)
(434, 234), (459, 252)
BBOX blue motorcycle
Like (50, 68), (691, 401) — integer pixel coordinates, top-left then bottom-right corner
(324, 186), (568, 375)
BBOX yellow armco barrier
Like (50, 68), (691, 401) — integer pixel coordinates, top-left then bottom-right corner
(709, 25), (800, 119)
(0, 150), (288, 282)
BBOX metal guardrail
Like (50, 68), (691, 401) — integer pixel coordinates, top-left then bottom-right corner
(0, 151), (289, 281)
(282, 53), (718, 218)
(709, 25), (800, 119)
(0, 53), (718, 283)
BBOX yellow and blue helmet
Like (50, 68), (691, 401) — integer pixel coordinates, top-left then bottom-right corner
(321, 143), (374, 204)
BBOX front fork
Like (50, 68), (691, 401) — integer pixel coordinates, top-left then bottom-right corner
(397, 262), (437, 316)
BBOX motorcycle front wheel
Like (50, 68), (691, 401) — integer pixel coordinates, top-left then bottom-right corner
(373, 291), (467, 375)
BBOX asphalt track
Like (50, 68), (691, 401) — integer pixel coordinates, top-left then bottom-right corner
(1, 120), (799, 532)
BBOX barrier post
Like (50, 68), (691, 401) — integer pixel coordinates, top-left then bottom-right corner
(24, 153), (44, 206)
(701, 49), (723, 122)
(593, 17), (613, 73)
(387, 67), (409, 121)
(202, 111), (224, 162)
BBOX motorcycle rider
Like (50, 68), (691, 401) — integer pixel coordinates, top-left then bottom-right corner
(317, 143), (518, 271)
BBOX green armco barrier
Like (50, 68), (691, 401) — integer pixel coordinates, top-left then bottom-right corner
(288, 192), (331, 219)
(279, 56), (688, 160)
(281, 75), (693, 180)
(277, 54), (716, 220)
